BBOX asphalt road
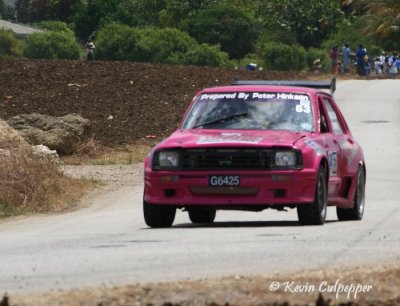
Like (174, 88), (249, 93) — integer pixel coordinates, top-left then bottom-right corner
(1, 80), (400, 294)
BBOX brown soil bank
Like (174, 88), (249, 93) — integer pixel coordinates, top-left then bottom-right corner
(0, 59), (304, 147)
(10, 264), (400, 306)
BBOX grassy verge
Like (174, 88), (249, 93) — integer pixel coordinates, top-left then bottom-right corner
(0, 147), (94, 217)
(9, 264), (400, 306)
(62, 141), (154, 165)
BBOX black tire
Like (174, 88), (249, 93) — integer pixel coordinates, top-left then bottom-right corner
(188, 208), (216, 224)
(337, 166), (365, 221)
(143, 200), (176, 228)
(297, 166), (328, 225)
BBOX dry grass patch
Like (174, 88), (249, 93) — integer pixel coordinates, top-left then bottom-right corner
(10, 264), (400, 306)
(63, 140), (154, 165)
(0, 147), (93, 217)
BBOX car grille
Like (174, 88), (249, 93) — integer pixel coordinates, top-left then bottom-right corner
(181, 148), (273, 170)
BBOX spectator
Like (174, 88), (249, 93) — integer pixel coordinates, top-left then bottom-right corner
(388, 53), (398, 76)
(396, 55), (400, 72)
(312, 58), (322, 73)
(364, 56), (371, 76)
(382, 56), (390, 74)
(379, 52), (387, 73)
(374, 57), (382, 75)
(342, 43), (351, 74)
(330, 46), (338, 74)
(355, 44), (367, 76)
(85, 40), (95, 61)
(246, 63), (257, 71)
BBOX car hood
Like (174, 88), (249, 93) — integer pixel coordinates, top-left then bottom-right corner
(158, 129), (307, 148)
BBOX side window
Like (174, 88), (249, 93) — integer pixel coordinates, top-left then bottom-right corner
(318, 101), (329, 133)
(323, 98), (344, 135)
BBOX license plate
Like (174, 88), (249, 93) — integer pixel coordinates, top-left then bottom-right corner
(209, 175), (240, 186)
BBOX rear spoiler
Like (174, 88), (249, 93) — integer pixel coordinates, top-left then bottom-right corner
(232, 77), (336, 94)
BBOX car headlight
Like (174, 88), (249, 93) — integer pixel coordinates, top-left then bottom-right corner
(274, 151), (298, 167)
(153, 150), (180, 169)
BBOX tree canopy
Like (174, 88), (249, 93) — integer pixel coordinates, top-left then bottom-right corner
(183, 5), (259, 60)
(3, 0), (400, 68)
(258, 0), (344, 48)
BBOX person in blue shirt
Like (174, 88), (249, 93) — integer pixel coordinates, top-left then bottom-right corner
(396, 55), (400, 71)
(356, 44), (367, 76)
(342, 43), (351, 74)
(364, 56), (371, 76)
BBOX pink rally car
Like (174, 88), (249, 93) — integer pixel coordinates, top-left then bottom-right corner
(143, 78), (366, 227)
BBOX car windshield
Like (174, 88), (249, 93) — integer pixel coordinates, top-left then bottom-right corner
(182, 91), (315, 132)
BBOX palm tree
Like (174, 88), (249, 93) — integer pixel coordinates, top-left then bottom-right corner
(339, 0), (400, 39)
(365, 0), (400, 39)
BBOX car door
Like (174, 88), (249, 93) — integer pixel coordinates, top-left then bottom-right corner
(320, 95), (359, 197)
(316, 95), (342, 197)
(322, 96), (359, 175)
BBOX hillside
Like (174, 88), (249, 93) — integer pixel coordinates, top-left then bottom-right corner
(0, 59), (305, 147)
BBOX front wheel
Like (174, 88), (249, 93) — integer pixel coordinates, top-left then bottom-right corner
(337, 166), (365, 221)
(143, 200), (176, 228)
(188, 208), (216, 224)
(297, 166), (327, 225)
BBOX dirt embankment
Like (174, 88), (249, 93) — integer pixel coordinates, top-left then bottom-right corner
(0, 59), (304, 147)
(9, 264), (400, 306)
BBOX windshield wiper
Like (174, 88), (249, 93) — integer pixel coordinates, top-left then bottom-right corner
(192, 112), (248, 129)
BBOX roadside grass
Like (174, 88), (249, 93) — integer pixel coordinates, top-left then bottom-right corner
(0, 139), (151, 218)
(0, 147), (95, 218)
(62, 140), (154, 165)
(90, 145), (150, 165)
(9, 263), (400, 306)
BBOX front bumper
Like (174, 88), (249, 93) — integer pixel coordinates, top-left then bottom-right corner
(144, 168), (317, 206)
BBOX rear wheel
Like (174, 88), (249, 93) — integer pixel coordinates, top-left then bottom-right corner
(337, 166), (365, 221)
(143, 200), (176, 228)
(297, 166), (327, 225)
(188, 208), (216, 224)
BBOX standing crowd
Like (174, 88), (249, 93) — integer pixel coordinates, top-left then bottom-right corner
(327, 44), (400, 77)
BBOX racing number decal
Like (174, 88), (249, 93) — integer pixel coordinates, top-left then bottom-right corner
(295, 100), (311, 113)
(328, 151), (338, 176)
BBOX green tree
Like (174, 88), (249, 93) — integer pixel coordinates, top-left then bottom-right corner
(1, 4), (16, 20)
(96, 24), (198, 63)
(16, 0), (31, 22)
(7, 0), (79, 23)
(0, 29), (23, 57)
(179, 43), (229, 67)
(36, 20), (75, 36)
(72, 0), (121, 41)
(29, 0), (54, 21)
(260, 42), (307, 71)
(356, 0), (400, 49)
(139, 27), (197, 63)
(116, 0), (166, 27)
(259, 0), (344, 48)
(322, 18), (381, 56)
(160, 0), (219, 26)
(0, 0), (4, 17)
(24, 31), (81, 59)
(23, 33), (53, 58)
(95, 23), (229, 66)
(95, 23), (142, 61)
(57, 0), (81, 22)
(183, 4), (259, 60)
(29, 0), (81, 22)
